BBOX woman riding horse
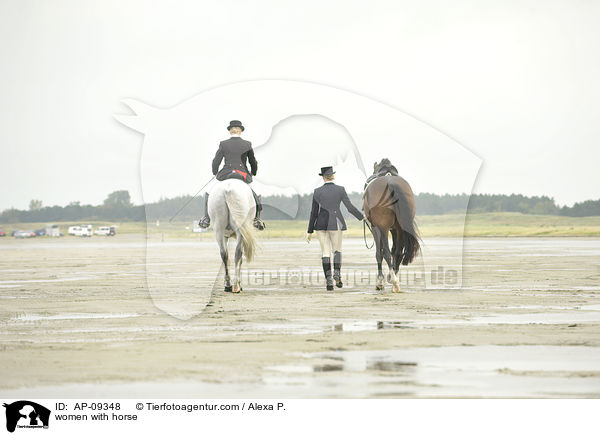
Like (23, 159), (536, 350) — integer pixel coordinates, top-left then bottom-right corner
(199, 120), (266, 231)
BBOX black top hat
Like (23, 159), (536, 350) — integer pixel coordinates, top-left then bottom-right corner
(227, 120), (245, 131)
(319, 166), (335, 176)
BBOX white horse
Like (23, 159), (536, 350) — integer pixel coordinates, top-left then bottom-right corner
(208, 179), (258, 293)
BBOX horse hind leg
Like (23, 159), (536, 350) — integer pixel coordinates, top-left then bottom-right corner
(380, 231), (395, 284)
(379, 228), (399, 290)
(389, 254), (401, 293)
(232, 233), (244, 293)
(391, 274), (401, 293)
(372, 227), (385, 291)
(390, 228), (402, 293)
(218, 235), (232, 292)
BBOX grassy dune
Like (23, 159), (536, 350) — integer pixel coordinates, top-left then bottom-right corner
(261, 213), (600, 238)
(2, 212), (600, 239)
(421, 213), (600, 237)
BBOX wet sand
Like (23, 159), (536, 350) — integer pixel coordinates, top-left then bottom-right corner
(0, 236), (599, 398)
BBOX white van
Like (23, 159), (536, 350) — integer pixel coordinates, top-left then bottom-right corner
(68, 225), (93, 237)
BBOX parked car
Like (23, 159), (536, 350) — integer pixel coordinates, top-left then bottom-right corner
(34, 228), (46, 236)
(68, 225), (93, 237)
(0, 230), (6, 237)
(13, 230), (36, 238)
(94, 226), (116, 236)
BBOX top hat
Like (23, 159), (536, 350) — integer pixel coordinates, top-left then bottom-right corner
(319, 166), (335, 176)
(227, 120), (245, 131)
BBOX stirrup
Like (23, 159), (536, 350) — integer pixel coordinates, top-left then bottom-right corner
(253, 218), (266, 231)
(198, 216), (210, 229)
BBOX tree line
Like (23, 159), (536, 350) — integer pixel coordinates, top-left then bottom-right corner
(1, 190), (599, 223)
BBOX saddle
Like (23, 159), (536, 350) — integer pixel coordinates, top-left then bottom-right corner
(363, 164), (399, 190)
(216, 166), (253, 183)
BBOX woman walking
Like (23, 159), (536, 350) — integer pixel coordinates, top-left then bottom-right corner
(306, 166), (364, 291)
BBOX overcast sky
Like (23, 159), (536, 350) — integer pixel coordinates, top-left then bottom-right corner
(1, 0), (599, 210)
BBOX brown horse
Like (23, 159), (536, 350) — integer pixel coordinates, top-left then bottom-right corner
(363, 158), (420, 292)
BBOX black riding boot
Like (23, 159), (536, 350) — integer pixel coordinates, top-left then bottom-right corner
(251, 189), (266, 231)
(322, 257), (334, 291)
(333, 251), (343, 288)
(198, 193), (210, 228)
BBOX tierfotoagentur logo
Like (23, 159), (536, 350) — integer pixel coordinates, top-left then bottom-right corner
(115, 80), (481, 319)
(3, 401), (50, 433)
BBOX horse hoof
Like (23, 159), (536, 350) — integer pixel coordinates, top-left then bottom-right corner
(232, 284), (242, 293)
(224, 286), (233, 292)
(392, 283), (401, 293)
(376, 285), (384, 291)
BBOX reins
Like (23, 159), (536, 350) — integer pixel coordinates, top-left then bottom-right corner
(168, 175), (216, 223)
(363, 217), (374, 249)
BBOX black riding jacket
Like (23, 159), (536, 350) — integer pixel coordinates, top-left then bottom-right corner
(212, 137), (257, 183)
(307, 182), (364, 233)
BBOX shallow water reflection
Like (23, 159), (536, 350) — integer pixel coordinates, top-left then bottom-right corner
(266, 345), (600, 398)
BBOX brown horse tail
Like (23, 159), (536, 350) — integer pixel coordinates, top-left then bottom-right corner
(387, 180), (420, 265)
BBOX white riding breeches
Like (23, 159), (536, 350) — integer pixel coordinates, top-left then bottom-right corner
(316, 230), (343, 257)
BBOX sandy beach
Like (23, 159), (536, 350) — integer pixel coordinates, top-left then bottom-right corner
(1, 235), (599, 398)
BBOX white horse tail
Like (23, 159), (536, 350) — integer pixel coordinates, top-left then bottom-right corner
(224, 186), (257, 262)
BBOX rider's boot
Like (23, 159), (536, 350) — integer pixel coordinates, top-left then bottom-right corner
(322, 256), (334, 291)
(198, 193), (210, 228)
(333, 251), (343, 288)
(251, 190), (266, 231)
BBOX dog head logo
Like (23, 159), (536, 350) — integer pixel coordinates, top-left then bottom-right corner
(115, 80), (481, 319)
(3, 401), (50, 433)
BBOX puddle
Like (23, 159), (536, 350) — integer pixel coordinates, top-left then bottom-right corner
(12, 313), (142, 321)
(266, 345), (600, 398)
(0, 318), (415, 343)
(309, 345), (600, 372)
(2, 346), (599, 398)
(450, 311), (600, 325)
(503, 304), (600, 311)
(5, 306), (598, 339)
(0, 276), (97, 284)
(331, 321), (413, 332)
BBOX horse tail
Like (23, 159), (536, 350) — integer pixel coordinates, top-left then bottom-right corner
(223, 184), (257, 262)
(238, 219), (257, 262)
(387, 180), (420, 265)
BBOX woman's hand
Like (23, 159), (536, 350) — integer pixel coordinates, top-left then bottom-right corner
(305, 232), (312, 243)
